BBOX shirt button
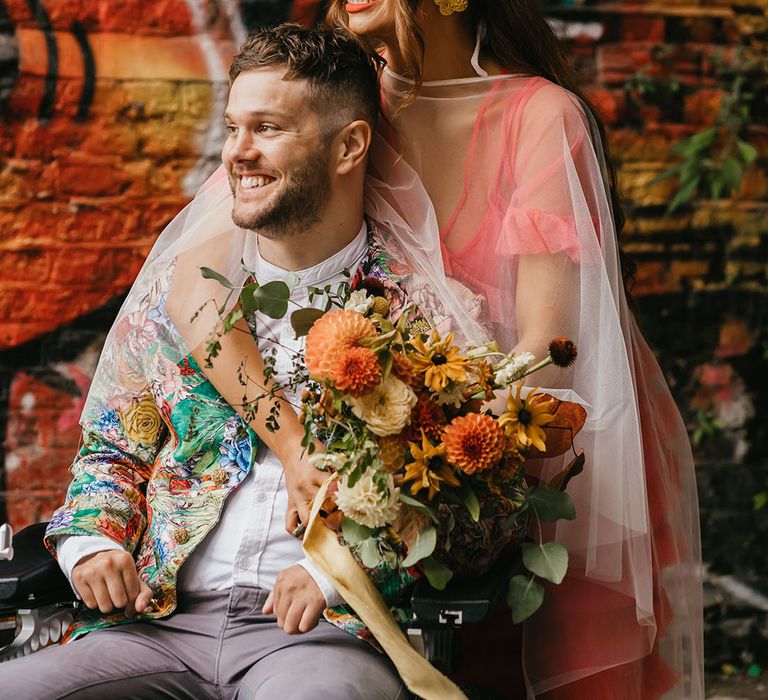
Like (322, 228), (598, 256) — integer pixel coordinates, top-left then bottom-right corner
(256, 492), (268, 503)
(240, 559), (251, 570)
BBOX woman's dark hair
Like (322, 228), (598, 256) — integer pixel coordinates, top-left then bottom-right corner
(326, 0), (636, 294)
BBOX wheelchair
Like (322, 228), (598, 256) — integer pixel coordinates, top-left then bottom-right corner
(0, 522), (520, 698)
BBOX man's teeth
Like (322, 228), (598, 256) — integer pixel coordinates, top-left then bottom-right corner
(240, 176), (272, 189)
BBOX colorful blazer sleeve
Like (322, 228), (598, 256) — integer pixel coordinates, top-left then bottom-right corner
(45, 395), (168, 557)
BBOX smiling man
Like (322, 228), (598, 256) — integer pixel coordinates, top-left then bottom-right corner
(0, 25), (408, 700)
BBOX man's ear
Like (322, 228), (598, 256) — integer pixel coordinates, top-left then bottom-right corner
(334, 120), (372, 175)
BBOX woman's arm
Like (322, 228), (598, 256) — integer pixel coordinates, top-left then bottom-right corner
(191, 315), (325, 531)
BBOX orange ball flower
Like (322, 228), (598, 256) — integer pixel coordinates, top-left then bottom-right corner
(443, 413), (505, 475)
(330, 346), (381, 397)
(305, 310), (377, 377)
(409, 393), (447, 442)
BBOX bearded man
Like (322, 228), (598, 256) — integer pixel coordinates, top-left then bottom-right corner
(0, 24), (413, 700)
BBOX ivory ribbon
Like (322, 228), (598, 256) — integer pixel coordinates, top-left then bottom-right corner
(303, 478), (467, 700)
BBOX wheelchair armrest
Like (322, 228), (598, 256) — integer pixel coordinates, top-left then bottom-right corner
(0, 523), (75, 608)
(410, 550), (524, 628)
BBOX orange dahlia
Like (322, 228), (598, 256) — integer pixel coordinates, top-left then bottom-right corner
(330, 346), (381, 397)
(391, 351), (419, 387)
(409, 393), (447, 442)
(305, 310), (377, 377)
(442, 413), (505, 475)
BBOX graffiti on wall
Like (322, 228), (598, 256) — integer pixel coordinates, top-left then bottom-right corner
(0, 0), (325, 526)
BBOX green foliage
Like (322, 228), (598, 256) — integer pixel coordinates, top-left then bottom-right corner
(692, 409), (725, 447)
(656, 50), (763, 213)
(401, 525), (437, 567)
(507, 575), (545, 623)
(527, 486), (576, 522)
(420, 556), (453, 590)
(521, 541), (569, 585)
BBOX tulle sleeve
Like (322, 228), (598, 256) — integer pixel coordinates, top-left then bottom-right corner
(372, 72), (703, 697)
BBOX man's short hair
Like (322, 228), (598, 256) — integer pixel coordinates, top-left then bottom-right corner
(229, 23), (382, 134)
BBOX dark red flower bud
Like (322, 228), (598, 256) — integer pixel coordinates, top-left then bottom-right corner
(548, 338), (578, 368)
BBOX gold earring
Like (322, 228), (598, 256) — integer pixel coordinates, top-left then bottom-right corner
(433, 0), (468, 16)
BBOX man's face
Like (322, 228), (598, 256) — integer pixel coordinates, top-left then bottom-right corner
(222, 67), (333, 238)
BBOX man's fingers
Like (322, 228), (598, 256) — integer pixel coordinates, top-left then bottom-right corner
(282, 601), (304, 635)
(89, 577), (116, 614)
(120, 566), (140, 613)
(134, 580), (154, 615)
(298, 602), (323, 633)
(77, 581), (97, 610)
(285, 507), (301, 536)
(262, 591), (274, 615)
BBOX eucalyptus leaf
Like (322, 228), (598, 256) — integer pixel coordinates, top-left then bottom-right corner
(721, 157), (743, 192)
(527, 486), (575, 522)
(240, 282), (260, 316)
(291, 308), (325, 338)
(200, 266), (235, 289)
(254, 281), (291, 319)
(521, 541), (568, 584)
(668, 175), (700, 213)
(341, 517), (376, 544)
(402, 525), (437, 567)
(507, 575), (544, 623)
(420, 556), (453, 590)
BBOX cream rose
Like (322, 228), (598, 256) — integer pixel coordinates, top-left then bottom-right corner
(343, 289), (374, 315)
(349, 375), (417, 437)
(120, 393), (163, 445)
(335, 469), (400, 529)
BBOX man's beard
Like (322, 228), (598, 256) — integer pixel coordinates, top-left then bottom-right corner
(231, 144), (332, 238)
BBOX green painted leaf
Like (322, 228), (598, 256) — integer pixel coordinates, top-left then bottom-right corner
(290, 308), (325, 338)
(253, 281), (291, 319)
(507, 575), (545, 623)
(402, 525), (437, 567)
(200, 266), (235, 289)
(420, 556), (453, 590)
(668, 175), (700, 214)
(341, 517), (376, 544)
(527, 486), (575, 522)
(521, 541), (568, 584)
(736, 139), (758, 165)
(721, 157), (743, 192)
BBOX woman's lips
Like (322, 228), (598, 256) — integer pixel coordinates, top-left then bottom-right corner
(346, 0), (383, 13)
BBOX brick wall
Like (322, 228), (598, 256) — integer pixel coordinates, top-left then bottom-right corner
(1, 2), (766, 635)
(0, 0), (326, 526)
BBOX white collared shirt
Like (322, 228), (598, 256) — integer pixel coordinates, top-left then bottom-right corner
(57, 222), (369, 607)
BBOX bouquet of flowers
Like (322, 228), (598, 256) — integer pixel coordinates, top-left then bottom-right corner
(202, 264), (586, 623)
(294, 287), (586, 622)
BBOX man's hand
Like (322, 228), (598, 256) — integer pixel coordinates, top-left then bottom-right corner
(71, 550), (153, 617)
(262, 565), (326, 634)
(280, 442), (327, 533)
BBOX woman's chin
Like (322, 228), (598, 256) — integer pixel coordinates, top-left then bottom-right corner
(344, 1), (395, 39)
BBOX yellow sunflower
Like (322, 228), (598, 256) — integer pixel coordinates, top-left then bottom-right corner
(498, 383), (555, 452)
(404, 432), (460, 500)
(409, 331), (469, 393)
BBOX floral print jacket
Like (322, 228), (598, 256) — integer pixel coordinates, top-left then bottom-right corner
(45, 223), (495, 647)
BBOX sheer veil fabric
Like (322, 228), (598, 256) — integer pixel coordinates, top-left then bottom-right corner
(79, 68), (703, 699)
(366, 70), (703, 698)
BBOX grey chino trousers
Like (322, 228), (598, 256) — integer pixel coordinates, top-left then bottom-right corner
(0, 586), (407, 699)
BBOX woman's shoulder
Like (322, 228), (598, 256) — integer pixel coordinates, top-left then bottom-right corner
(513, 75), (588, 127)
